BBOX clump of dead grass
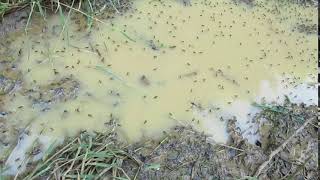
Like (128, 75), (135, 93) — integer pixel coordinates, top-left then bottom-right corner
(21, 121), (140, 180)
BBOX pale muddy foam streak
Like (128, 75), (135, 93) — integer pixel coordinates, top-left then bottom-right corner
(1, 0), (317, 175)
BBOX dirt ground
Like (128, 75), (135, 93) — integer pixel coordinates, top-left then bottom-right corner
(0, 8), (29, 37)
(0, 0), (318, 179)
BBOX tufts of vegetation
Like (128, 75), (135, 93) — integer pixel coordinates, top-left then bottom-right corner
(253, 100), (318, 179)
(23, 123), (139, 179)
(20, 122), (220, 179)
(0, 0), (131, 33)
(0, 0), (128, 15)
(10, 100), (317, 179)
(0, 0), (28, 17)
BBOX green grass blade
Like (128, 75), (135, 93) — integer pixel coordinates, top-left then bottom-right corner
(119, 31), (136, 42)
(42, 140), (57, 161)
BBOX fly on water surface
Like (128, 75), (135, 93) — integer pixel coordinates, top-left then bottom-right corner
(0, 0), (318, 179)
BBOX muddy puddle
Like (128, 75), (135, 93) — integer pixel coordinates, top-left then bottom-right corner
(0, 0), (318, 176)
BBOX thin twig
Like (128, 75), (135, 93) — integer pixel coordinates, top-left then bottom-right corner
(254, 117), (315, 177)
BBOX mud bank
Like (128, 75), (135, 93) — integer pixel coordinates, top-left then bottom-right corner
(0, 0), (318, 179)
(7, 101), (317, 179)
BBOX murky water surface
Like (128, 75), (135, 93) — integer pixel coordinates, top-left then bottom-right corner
(0, 0), (317, 174)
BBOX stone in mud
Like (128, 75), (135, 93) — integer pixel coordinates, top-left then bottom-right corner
(24, 77), (80, 111)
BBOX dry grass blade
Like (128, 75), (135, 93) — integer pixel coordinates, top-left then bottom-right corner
(23, 121), (136, 179)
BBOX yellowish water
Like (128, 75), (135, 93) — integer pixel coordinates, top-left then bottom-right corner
(2, 0), (317, 163)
